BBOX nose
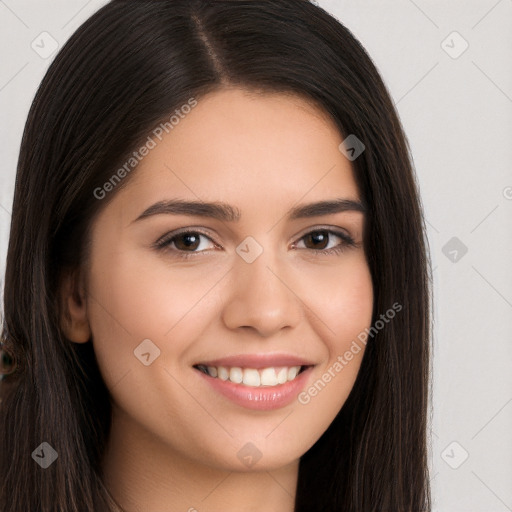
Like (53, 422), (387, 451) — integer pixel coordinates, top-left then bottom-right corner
(221, 247), (302, 338)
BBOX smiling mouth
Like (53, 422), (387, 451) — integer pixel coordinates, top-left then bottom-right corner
(193, 364), (310, 388)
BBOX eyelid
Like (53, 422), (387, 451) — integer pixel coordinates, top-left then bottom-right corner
(153, 227), (221, 251)
(291, 224), (354, 245)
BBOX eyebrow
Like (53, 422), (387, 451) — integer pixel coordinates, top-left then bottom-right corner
(132, 198), (366, 224)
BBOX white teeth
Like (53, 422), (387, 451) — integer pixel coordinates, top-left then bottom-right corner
(217, 366), (229, 381)
(200, 364), (304, 387)
(242, 369), (261, 387)
(229, 367), (243, 384)
(276, 367), (288, 384)
(260, 367), (278, 386)
(287, 366), (299, 380)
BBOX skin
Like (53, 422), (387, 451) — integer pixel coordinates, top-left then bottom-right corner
(61, 87), (374, 512)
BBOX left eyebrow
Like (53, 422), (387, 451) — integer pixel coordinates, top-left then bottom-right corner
(131, 197), (366, 224)
(288, 198), (366, 219)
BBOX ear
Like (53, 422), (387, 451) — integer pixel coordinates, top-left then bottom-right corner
(59, 269), (91, 343)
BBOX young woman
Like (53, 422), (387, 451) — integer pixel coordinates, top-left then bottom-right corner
(0, 1), (432, 510)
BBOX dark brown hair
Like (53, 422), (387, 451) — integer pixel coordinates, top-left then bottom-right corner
(0, 1), (432, 510)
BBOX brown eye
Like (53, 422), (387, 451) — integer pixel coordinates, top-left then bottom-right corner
(294, 228), (357, 255)
(173, 233), (201, 251)
(154, 230), (218, 256)
(303, 231), (330, 250)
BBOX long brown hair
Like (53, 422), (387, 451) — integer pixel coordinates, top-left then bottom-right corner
(0, 1), (432, 510)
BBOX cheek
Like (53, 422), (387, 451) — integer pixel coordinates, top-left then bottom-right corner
(321, 256), (373, 389)
(290, 255), (373, 442)
(297, 252), (374, 348)
(326, 260), (374, 346)
(84, 246), (225, 384)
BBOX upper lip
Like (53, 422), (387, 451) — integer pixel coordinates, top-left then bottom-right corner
(195, 353), (315, 369)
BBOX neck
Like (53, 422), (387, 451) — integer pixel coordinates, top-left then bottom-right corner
(101, 406), (299, 512)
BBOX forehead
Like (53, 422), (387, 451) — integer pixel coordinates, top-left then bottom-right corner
(104, 87), (360, 223)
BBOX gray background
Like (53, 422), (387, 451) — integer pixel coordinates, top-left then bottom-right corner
(1, 1), (511, 510)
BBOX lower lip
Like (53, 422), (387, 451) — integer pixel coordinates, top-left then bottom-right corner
(195, 367), (313, 411)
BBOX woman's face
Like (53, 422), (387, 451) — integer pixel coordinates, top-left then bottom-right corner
(80, 87), (373, 471)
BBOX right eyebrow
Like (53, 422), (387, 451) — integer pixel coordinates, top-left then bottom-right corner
(131, 199), (241, 224)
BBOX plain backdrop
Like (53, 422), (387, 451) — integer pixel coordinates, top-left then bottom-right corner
(1, 1), (511, 511)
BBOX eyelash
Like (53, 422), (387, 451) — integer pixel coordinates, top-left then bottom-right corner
(154, 227), (358, 260)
